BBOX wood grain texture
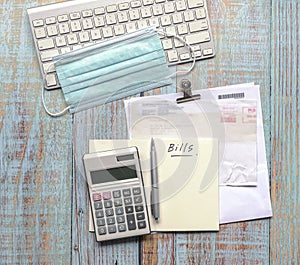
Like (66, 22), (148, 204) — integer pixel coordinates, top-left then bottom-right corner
(270, 1), (300, 264)
(0, 0), (72, 264)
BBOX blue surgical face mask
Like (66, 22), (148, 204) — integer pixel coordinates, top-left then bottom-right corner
(43, 27), (173, 116)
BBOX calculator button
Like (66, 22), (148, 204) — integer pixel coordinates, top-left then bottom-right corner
(126, 214), (137, 230)
(113, 190), (121, 198)
(125, 206), (134, 214)
(123, 189), (131, 197)
(124, 197), (133, 205)
(93, 193), (101, 201)
(114, 199), (123, 207)
(104, 200), (113, 208)
(105, 208), (114, 216)
(98, 227), (107, 235)
(95, 210), (104, 218)
(115, 207), (124, 215)
(135, 205), (144, 212)
(136, 212), (145, 220)
(97, 218), (105, 226)
(133, 187), (141, 195)
(108, 225), (117, 234)
(117, 215), (125, 223)
(94, 201), (103, 210)
(107, 217), (116, 225)
(138, 221), (146, 229)
(102, 191), (111, 200)
(134, 195), (143, 204)
(118, 224), (127, 232)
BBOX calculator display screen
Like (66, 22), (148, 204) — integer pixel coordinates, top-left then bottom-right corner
(90, 165), (138, 185)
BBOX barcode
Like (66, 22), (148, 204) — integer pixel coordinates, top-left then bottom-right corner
(218, 92), (245, 99)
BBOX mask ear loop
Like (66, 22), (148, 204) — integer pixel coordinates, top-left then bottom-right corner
(155, 28), (196, 78)
(41, 64), (71, 117)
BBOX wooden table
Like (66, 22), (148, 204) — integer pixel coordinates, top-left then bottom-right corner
(1, 0), (299, 264)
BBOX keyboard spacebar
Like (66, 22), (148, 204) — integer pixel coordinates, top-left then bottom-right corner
(185, 32), (210, 45)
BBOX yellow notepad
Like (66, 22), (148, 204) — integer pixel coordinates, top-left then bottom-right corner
(89, 138), (219, 232)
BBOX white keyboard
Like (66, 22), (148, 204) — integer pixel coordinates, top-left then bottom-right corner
(27, 0), (215, 90)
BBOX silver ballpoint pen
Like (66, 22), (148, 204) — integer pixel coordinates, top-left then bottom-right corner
(150, 138), (160, 221)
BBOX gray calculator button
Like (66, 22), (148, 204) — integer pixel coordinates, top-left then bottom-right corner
(108, 225), (117, 234)
(117, 215), (125, 223)
(126, 214), (136, 230)
(95, 210), (104, 218)
(136, 212), (145, 220)
(94, 201), (103, 210)
(113, 190), (121, 198)
(125, 206), (134, 214)
(107, 217), (116, 225)
(124, 197), (133, 205)
(133, 187), (141, 195)
(104, 200), (113, 208)
(135, 205), (144, 212)
(98, 227), (107, 235)
(105, 208), (114, 216)
(118, 224), (126, 232)
(115, 207), (124, 215)
(134, 195), (143, 204)
(114, 198), (123, 207)
(138, 221), (146, 229)
(123, 189), (131, 197)
(97, 218), (105, 226)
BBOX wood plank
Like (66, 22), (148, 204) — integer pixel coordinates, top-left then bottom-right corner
(270, 1), (300, 264)
(0, 1), (72, 264)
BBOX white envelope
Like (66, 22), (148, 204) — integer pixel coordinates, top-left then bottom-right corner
(125, 83), (272, 223)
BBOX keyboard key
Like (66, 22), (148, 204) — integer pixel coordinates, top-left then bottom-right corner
(172, 13), (183, 24)
(102, 191), (111, 200)
(79, 31), (90, 42)
(33, 19), (44, 27)
(185, 31), (210, 45)
(133, 187), (141, 195)
(126, 214), (136, 230)
(135, 205), (144, 212)
(136, 212), (145, 220)
(70, 12), (81, 20)
(71, 20), (82, 32)
(113, 190), (121, 198)
(107, 4), (117, 13)
(153, 4), (163, 16)
(45, 16), (56, 25)
(57, 14), (68, 22)
(58, 23), (70, 34)
(203, 48), (213, 56)
(189, 20), (208, 32)
(82, 9), (93, 17)
(91, 29), (101, 40)
(125, 206), (134, 214)
(115, 207), (124, 215)
(105, 208), (114, 216)
(137, 20), (148, 29)
(134, 196), (143, 204)
(40, 49), (59, 62)
(176, 0), (187, 11)
(184, 10), (195, 22)
(167, 50), (179, 62)
(55, 36), (67, 47)
(177, 24), (188, 35)
(162, 39), (173, 49)
(114, 25), (125, 36)
(94, 201), (103, 210)
(34, 28), (46, 39)
(129, 9), (140, 20)
(160, 15), (172, 26)
(187, 0), (204, 9)
(82, 18), (94, 29)
(102, 27), (113, 38)
(117, 12), (129, 23)
(195, 8), (206, 19)
(95, 210), (104, 218)
(104, 200), (113, 208)
(131, 0), (142, 8)
(141, 7), (152, 18)
(106, 217), (115, 224)
(119, 2), (130, 10)
(67, 33), (78, 45)
(117, 215), (125, 223)
(164, 2), (175, 13)
(106, 14), (117, 25)
(45, 74), (57, 87)
(46, 25), (58, 36)
(94, 16), (105, 27)
(180, 53), (191, 60)
(143, 0), (154, 5)
(124, 197), (133, 205)
(38, 39), (54, 50)
(114, 198), (123, 207)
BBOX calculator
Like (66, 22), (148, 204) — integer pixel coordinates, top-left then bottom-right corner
(83, 147), (151, 242)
